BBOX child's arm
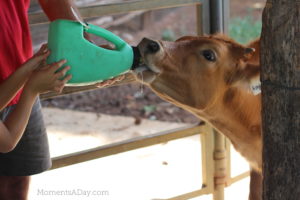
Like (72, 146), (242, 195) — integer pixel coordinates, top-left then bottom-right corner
(0, 45), (49, 110)
(0, 85), (39, 152)
(38, 0), (82, 22)
(0, 53), (71, 153)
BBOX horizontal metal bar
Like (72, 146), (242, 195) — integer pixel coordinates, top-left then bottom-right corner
(227, 171), (250, 186)
(50, 124), (205, 170)
(29, 0), (203, 25)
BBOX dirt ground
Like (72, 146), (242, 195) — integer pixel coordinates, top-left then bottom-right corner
(29, 108), (250, 200)
(31, 0), (265, 123)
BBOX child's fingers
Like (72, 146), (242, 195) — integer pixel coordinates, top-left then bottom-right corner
(60, 74), (72, 84)
(52, 82), (65, 93)
(50, 59), (67, 72)
(55, 66), (71, 79)
(35, 50), (50, 62)
(25, 50), (50, 70)
(30, 49), (50, 64)
(36, 44), (48, 56)
(53, 75), (72, 93)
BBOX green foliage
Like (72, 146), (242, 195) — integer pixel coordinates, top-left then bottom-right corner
(229, 16), (262, 44)
(143, 105), (156, 113)
(161, 29), (176, 41)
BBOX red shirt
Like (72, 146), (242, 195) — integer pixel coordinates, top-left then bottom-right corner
(0, 0), (32, 106)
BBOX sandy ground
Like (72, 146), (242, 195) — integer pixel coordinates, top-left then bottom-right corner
(28, 108), (250, 200)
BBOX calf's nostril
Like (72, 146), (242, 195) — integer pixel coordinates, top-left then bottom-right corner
(147, 41), (160, 53)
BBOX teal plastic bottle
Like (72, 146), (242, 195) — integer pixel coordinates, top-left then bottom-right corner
(47, 19), (134, 85)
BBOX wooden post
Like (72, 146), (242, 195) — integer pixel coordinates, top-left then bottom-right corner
(261, 1), (300, 199)
(213, 130), (226, 200)
(201, 125), (215, 194)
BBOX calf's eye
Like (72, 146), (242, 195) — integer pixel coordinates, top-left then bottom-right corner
(202, 50), (216, 62)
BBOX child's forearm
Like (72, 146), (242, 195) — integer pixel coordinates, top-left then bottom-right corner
(0, 66), (31, 110)
(39, 0), (81, 21)
(0, 89), (38, 153)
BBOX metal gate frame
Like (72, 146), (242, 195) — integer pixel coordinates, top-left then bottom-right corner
(29, 1), (250, 199)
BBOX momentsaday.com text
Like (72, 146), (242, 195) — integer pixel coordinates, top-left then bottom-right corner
(37, 189), (109, 197)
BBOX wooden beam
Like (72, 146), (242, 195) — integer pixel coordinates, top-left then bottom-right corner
(51, 124), (204, 170)
(200, 125), (215, 195)
(29, 0), (203, 25)
(166, 187), (212, 200)
(227, 171), (250, 186)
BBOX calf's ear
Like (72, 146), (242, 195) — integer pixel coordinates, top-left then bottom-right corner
(231, 43), (256, 62)
(246, 38), (260, 65)
(244, 48), (256, 61)
(225, 45), (260, 85)
(225, 40), (261, 88)
(225, 62), (260, 85)
(238, 47), (260, 81)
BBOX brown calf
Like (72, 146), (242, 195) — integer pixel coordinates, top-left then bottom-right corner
(133, 35), (262, 200)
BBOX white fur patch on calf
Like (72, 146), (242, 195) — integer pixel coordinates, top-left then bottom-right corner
(250, 76), (261, 95)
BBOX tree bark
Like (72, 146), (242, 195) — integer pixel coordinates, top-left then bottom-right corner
(261, 1), (300, 200)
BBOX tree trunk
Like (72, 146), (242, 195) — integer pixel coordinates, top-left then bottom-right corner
(261, 1), (300, 200)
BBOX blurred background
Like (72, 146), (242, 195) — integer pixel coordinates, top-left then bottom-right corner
(30, 0), (264, 123)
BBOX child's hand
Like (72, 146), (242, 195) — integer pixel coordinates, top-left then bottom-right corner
(22, 44), (50, 73)
(25, 59), (72, 94)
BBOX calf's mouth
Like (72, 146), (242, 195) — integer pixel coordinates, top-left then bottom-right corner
(131, 38), (162, 83)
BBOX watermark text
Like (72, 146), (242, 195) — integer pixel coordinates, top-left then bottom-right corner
(37, 189), (109, 197)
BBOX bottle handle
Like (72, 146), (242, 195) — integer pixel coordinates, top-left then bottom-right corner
(84, 24), (126, 50)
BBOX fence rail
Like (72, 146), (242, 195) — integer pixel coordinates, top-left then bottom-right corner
(51, 124), (203, 169)
(31, 1), (249, 199)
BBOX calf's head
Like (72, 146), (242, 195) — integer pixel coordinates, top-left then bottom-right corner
(134, 35), (260, 112)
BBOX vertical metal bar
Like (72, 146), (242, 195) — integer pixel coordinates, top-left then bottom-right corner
(210, 0), (223, 34)
(210, 0), (230, 34)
